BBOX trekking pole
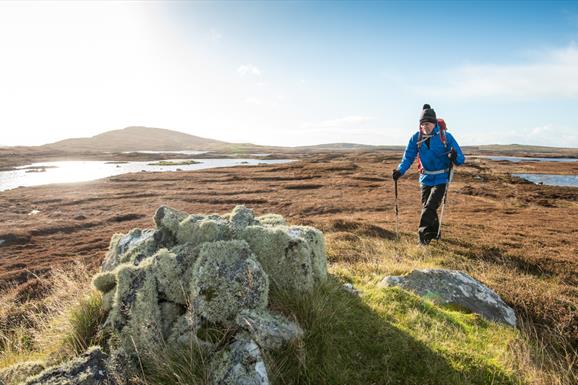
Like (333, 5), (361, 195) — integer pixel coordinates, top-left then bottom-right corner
(394, 178), (400, 239)
(437, 161), (454, 240)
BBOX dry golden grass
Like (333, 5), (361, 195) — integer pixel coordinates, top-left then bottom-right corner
(326, 228), (577, 385)
(0, 263), (105, 369)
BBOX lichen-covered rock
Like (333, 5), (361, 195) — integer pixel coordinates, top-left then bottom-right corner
(92, 271), (117, 293)
(160, 301), (186, 337)
(149, 248), (189, 304)
(255, 214), (287, 227)
(236, 309), (303, 351)
(154, 205), (188, 236)
(239, 225), (326, 292)
(379, 269), (517, 327)
(0, 361), (45, 385)
(101, 228), (166, 272)
(107, 262), (163, 359)
(191, 240), (269, 323)
(86, 206), (323, 382)
(167, 313), (198, 345)
(229, 205), (257, 231)
(102, 290), (115, 312)
(22, 347), (116, 385)
(177, 216), (232, 246)
(290, 226), (327, 282)
(210, 334), (269, 385)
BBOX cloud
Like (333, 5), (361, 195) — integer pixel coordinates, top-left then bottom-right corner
(435, 44), (578, 99)
(237, 64), (261, 77)
(460, 123), (577, 147)
(301, 115), (375, 130)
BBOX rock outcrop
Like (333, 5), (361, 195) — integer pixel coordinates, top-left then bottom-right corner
(8, 205), (323, 385)
(379, 269), (517, 327)
(22, 347), (116, 385)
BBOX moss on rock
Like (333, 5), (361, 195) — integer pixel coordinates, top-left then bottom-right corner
(177, 216), (232, 246)
(153, 206), (188, 236)
(92, 271), (116, 293)
(210, 333), (269, 385)
(149, 248), (188, 304)
(255, 214), (287, 227)
(72, 205), (325, 383)
(101, 228), (168, 272)
(235, 309), (303, 351)
(107, 262), (163, 360)
(191, 240), (269, 323)
(22, 347), (116, 385)
(239, 225), (326, 292)
(0, 361), (45, 385)
(229, 205), (257, 231)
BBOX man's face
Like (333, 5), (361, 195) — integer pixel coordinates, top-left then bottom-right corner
(420, 122), (435, 134)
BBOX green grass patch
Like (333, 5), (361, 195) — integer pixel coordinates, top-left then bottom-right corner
(266, 277), (519, 385)
(61, 290), (108, 355)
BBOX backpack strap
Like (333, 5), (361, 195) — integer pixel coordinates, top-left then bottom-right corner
(437, 118), (449, 151)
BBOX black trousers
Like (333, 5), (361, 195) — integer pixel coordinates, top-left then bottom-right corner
(419, 184), (447, 244)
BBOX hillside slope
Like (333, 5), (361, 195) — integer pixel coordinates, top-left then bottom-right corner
(42, 126), (258, 152)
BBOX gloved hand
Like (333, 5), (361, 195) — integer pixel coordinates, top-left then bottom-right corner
(392, 169), (401, 181)
(448, 148), (457, 163)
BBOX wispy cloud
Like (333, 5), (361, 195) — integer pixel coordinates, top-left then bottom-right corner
(461, 123), (577, 147)
(237, 64), (261, 77)
(434, 44), (578, 99)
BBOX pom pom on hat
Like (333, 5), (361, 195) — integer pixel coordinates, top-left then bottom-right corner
(419, 104), (437, 124)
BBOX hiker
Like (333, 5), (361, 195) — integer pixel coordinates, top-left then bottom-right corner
(392, 104), (465, 245)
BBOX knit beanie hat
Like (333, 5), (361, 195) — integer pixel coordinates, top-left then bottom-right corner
(419, 104), (437, 124)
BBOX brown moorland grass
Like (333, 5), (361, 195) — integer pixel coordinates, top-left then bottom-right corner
(0, 150), (576, 381)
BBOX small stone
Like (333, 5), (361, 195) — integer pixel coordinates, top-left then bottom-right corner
(210, 334), (270, 385)
(342, 283), (360, 296)
(235, 309), (303, 351)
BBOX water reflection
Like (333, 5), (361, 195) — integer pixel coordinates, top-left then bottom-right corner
(513, 174), (578, 188)
(0, 159), (294, 192)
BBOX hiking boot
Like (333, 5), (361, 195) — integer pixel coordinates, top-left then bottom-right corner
(418, 237), (431, 246)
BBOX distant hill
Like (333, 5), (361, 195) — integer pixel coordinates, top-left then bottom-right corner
(296, 143), (405, 151)
(42, 126), (262, 153)
(464, 144), (578, 156)
(28, 127), (578, 156)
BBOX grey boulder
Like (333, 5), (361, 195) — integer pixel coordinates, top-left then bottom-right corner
(380, 269), (517, 327)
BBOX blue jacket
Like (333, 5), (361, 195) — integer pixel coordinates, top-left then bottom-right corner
(397, 124), (465, 186)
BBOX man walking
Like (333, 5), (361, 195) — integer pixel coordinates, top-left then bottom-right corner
(392, 104), (465, 245)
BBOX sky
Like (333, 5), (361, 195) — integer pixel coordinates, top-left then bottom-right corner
(1, 0), (578, 148)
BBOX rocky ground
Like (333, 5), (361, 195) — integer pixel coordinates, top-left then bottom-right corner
(0, 150), (577, 346)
